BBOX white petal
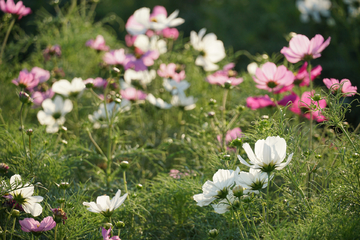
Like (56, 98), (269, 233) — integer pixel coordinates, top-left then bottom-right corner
(275, 153), (293, 170)
(52, 79), (72, 97)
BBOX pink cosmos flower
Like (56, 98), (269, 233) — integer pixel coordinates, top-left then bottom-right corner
(161, 28), (179, 40)
(102, 227), (120, 240)
(280, 34), (331, 63)
(0, 0), (31, 19)
(247, 93), (298, 110)
(31, 67), (50, 84)
(169, 169), (190, 179)
(83, 77), (107, 89)
(86, 35), (110, 51)
(157, 63), (185, 82)
(43, 45), (61, 61)
(217, 127), (242, 145)
(124, 50), (159, 71)
(31, 89), (55, 106)
(292, 91), (327, 122)
(103, 49), (127, 66)
(276, 62), (322, 93)
(19, 216), (56, 233)
(125, 34), (137, 47)
(253, 62), (294, 92)
(120, 87), (147, 101)
(323, 78), (357, 97)
(206, 63), (243, 87)
(12, 70), (38, 90)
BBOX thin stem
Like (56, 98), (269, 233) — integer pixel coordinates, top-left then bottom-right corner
(234, 211), (248, 239)
(3, 205), (15, 240)
(307, 61), (313, 153)
(54, 224), (58, 240)
(226, 198), (245, 239)
(28, 134), (33, 176)
(54, 132), (62, 150)
(0, 110), (7, 129)
(0, 17), (16, 64)
(339, 123), (358, 152)
(9, 218), (15, 240)
(123, 170), (129, 198)
(87, 2), (98, 21)
(222, 89), (229, 152)
(86, 129), (107, 159)
(72, 99), (79, 137)
(81, 0), (86, 17)
(266, 173), (271, 223)
(19, 103), (27, 159)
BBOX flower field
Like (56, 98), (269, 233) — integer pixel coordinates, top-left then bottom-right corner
(1, 0), (360, 239)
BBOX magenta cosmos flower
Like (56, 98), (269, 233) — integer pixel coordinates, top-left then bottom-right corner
(217, 127), (242, 145)
(120, 87), (147, 101)
(83, 77), (107, 89)
(323, 78), (357, 97)
(0, 0), (31, 19)
(253, 62), (294, 92)
(157, 63), (185, 82)
(19, 216), (56, 233)
(124, 50), (159, 71)
(12, 70), (38, 91)
(31, 89), (54, 107)
(289, 91), (326, 122)
(102, 227), (120, 240)
(206, 63), (243, 87)
(246, 93), (297, 110)
(280, 34), (331, 63)
(86, 35), (110, 51)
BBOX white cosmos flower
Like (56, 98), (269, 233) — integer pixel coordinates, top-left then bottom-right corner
(235, 168), (270, 194)
(211, 191), (237, 214)
(171, 93), (196, 111)
(88, 101), (130, 129)
(163, 78), (190, 95)
(37, 96), (73, 133)
(124, 69), (156, 86)
(190, 28), (226, 71)
(238, 136), (293, 173)
(149, 9), (185, 31)
(296, 0), (331, 23)
(52, 78), (86, 97)
(247, 62), (258, 76)
(134, 35), (167, 55)
(193, 168), (239, 207)
(83, 190), (128, 217)
(147, 94), (172, 109)
(6, 174), (43, 217)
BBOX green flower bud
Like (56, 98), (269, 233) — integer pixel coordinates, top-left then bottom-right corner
(61, 140), (68, 145)
(229, 138), (242, 147)
(120, 161), (129, 170)
(115, 221), (125, 228)
(209, 98), (217, 106)
(56, 182), (70, 190)
(136, 184), (143, 190)
(237, 105), (246, 112)
(232, 185), (244, 198)
(223, 154), (231, 161)
(104, 223), (113, 230)
(19, 92), (31, 104)
(60, 126), (68, 133)
(26, 129), (33, 136)
(208, 229), (219, 238)
(312, 94), (322, 102)
(11, 209), (20, 217)
(353, 153), (359, 158)
(207, 111), (215, 118)
(224, 80), (232, 89)
(315, 154), (322, 159)
(57, 198), (65, 204)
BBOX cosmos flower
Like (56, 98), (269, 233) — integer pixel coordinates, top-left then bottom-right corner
(235, 168), (271, 194)
(52, 78), (86, 97)
(146, 94), (172, 109)
(83, 190), (128, 217)
(124, 50), (159, 71)
(296, 0), (331, 23)
(102, 227), (121, 240)
(88, 101), (130, 129)
(217, 127), (242, 147)
(163, 78), (190, 95)
(206, 63), (243, 87)
(190, 28), (226, 71)
(120, 87), (147, 101)
(124, 69), (156, 86)
(19, 216), (56, 232)
(280, 34), (331, 63)
(157, 63), (185, 82)
(0, 0), (31, 19)
(171, 93), (196, 110)
(297, 90), (327, 122)
(323, 78), (357, 97)
(12, 70), (38, 91)
(238, 136), (294, 173)
(103, 49), (127, 66)
(134, 34), (167, 55)
(86, 35), (110, 51)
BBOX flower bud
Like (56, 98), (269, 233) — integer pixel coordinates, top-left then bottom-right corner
(222, 154), (231, 161)
(57, 198), (65, 204)
(0, 163), (9, 174)
(104, 223), (113, 230)
(60, 126), (68, 133)
(208, 229), (219, 238)
(120, 161), (129, 170)
(207, 111), (215, 118)
(61, 140), (68, 145)
(312, 94), (322, 102)
(136, 184), (143, 190)
(10, 209), (20, 217)
(115, 221), (125, 228)
(224, 80), (232, 89)
(315, 154), (322, 159)
(26, 129), (33, 136)
(353, 153), (359, 158)
(229, 138), (242, 147)
(19, 92), (31, 104)
(51, 208), (67, 224)
(232, 185), (244, 198)
(237, 105), (246, 112)
(209, 98), (217, 106)
(56, 182), (70, 190)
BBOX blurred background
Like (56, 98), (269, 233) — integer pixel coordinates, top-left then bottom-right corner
(5, 0), (360, 124)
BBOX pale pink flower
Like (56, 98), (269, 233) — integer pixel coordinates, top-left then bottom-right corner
(31, 89), (54, 106)
(43, 45), (61, 61)
(0, 0), (31, 19)
(83, 77), (107, 89)
(253, 62), (294, 92)
(280, 34), (331, 63)
(217, 127), (242, 145)
(206, 63), (243, 87)
(169, 169), (190, 179)
(86, 35), (110, 51)
(124, 50), (159, 71)
(102, 227), (121, 240)
(103, 49), (127, 65)
(157, 63), (185, 82)
(120, 87), (147, 101)
(161, 28), (179, 40)
(12, 70), (38, 91)
(31, 67), (50, 84)
(19, 216), (56, 233)
(125, 34), (137, 47)
(323, 78), (357, 97)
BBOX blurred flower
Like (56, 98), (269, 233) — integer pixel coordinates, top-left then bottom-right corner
(19, 216), (56, 233)
(323, 78), (357, 97)
(12, 70), (38, 91)
(296, 0), (331, 23)
(253, 62), (294, 92)
(43, 45), (61, 61)
(0, 0), (31, 19)
(124, 50), (159, 71)
(246, 95), (274, 110)
(124, 69), (156, 86)
(217, 127), (242, 147)
(163, 78), (190, 95)
(86, 35), (110, 51)
(190, 28), (226, 71)
(206, 63), (243, 87)
(171, 93), (196, 110)
(83, 77), (107, 89)
(134, 34), (167, 55)
(125, 34), (137, 47)
(103, 49), (127, 66)
(169, 169), (192, 179)
(211, 191), (237, 214)
(120, 87), (147, 101)
(102, 227), (121, 240)
(51, 208), (67, 224)
(157, 63), (185, 82)
(147, 94), (172, 109)
(281, 34), (331, 63)
(0, 163), (9, 174)
(193, 168), (240, 206)
(88, 101), (130, 129)
(238, 136), (294, 173)
(37, 95), (73, 133)
(6, 174), (43, 216)
(31, 67), (50, 84)
(235, 168), (270, 194)
(52, 78), (86, 97)
(247, 62), (258, 76)
(31, 89), (55, 107)
(83, 189), (128, 217)
(161, 27), (179, 40)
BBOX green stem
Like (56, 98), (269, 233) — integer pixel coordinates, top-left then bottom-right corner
(9, 218), (15, 240)
(81, 0), (86, 17)
(307, 61), (313, 153)
(54, 224), (58, 240)
(28, 134), (33, 176)
(123, 170), (128, 198)
(226, 198), (245, 239)
(222, 89), (229, 152)
(54, 132), (62, 150)
(0, 17), (16, 64)
(339, 123), (358, 152)
(86, 129), (107, 159)
(3, 205), (15, 240)
(266, 173), (271, 223)
(20, 103), (27, 159)
(0, 110), (7, 129)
